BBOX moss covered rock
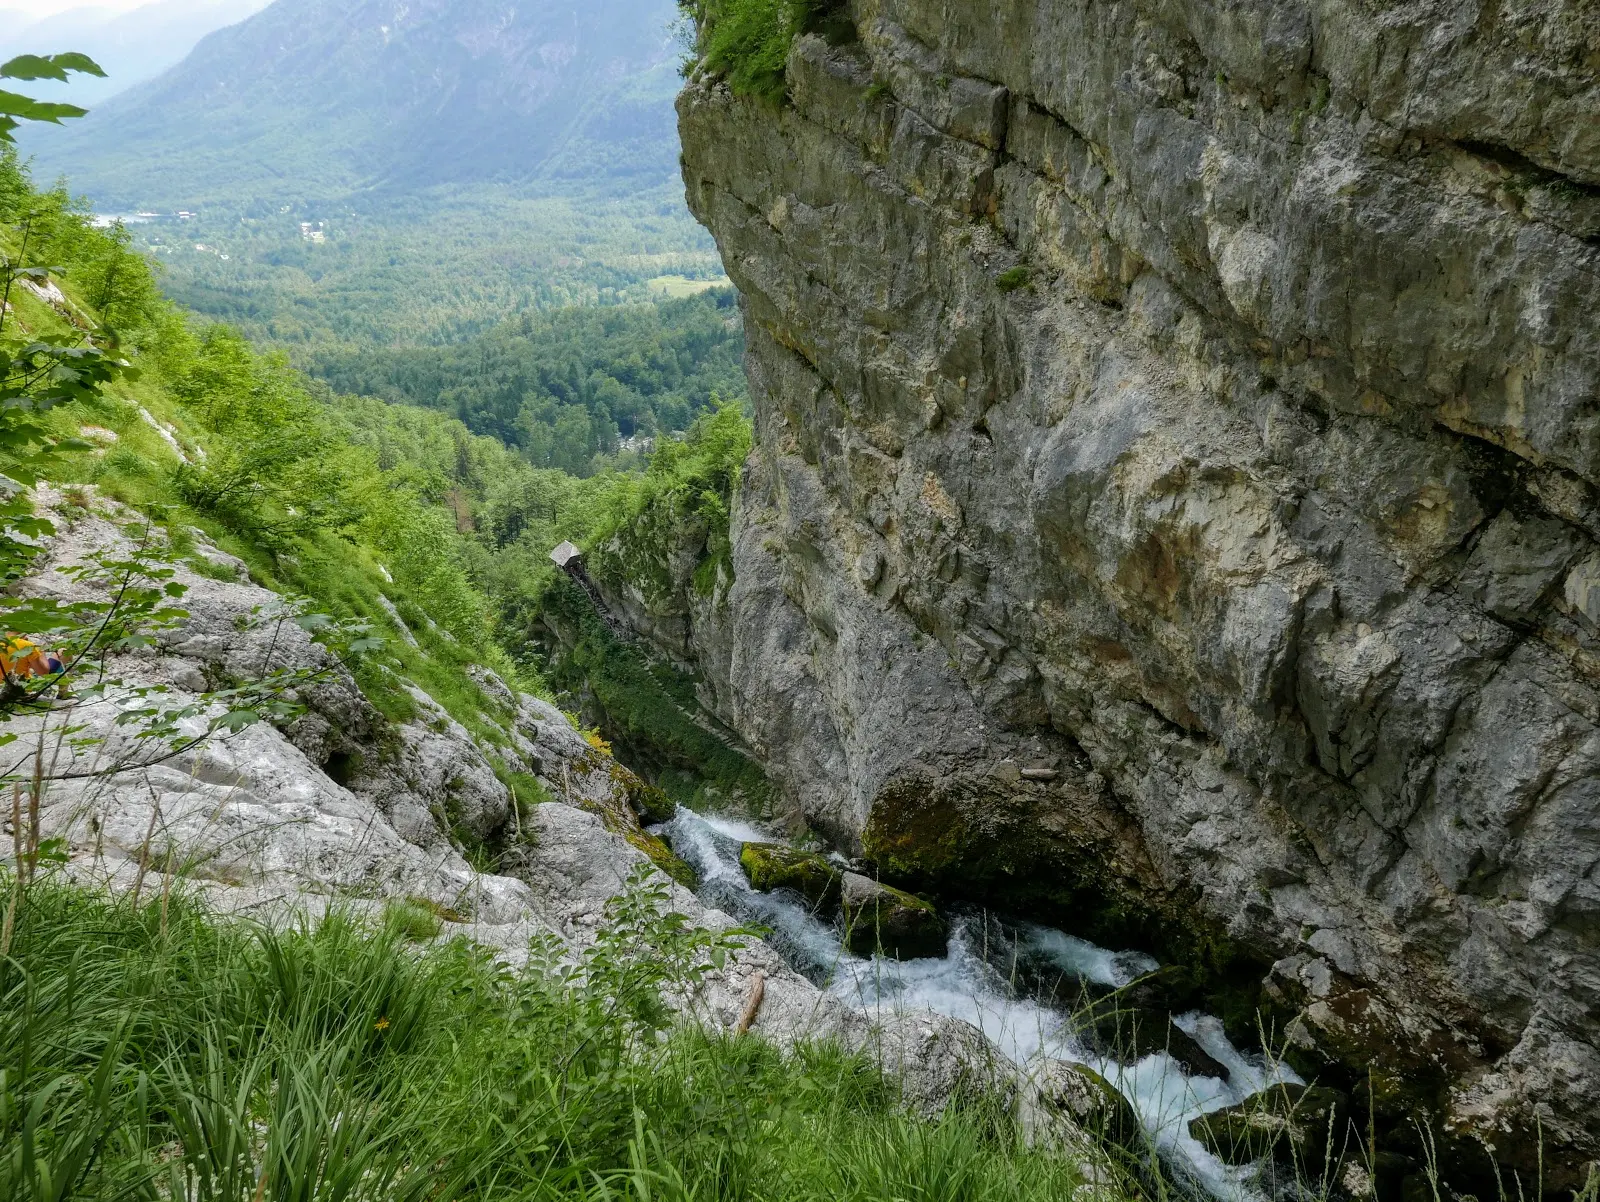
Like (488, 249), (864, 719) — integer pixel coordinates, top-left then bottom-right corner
(626, 776), (678, 825)
(840, 871), (948, 960)
(739, 842), (841, 908)
(1188, 1082), (1350, 1171)
(1033, 1060), (1141, 1148)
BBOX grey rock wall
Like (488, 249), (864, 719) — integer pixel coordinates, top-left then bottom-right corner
(675, 0), (1600, 1183)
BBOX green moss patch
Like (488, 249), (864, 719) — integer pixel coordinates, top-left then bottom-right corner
(627, 828), (699, 889)
(841, 880), (948, 961)
(739, 842), (841, 908)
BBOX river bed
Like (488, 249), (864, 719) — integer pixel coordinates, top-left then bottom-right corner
(658, 806), (1300, 1200)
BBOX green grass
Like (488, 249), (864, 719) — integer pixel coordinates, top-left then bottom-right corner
(687, 0), (854, 104)
(0, 872), (1096, 1202)
(647, 274), (734, 297)
(995, 266), (1031, 293)
(381, 897), (445, 942)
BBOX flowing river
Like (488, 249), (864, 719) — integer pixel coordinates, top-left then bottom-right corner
(657, 806), (1301, 1200)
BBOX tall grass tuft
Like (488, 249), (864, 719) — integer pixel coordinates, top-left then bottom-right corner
(0, 868), (1103, 1201)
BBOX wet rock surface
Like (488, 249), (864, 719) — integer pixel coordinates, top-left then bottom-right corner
(840, 869), (950, 959)
(1188, 1082), (1350, 1173)
(1026, 1059), (1142, 1149)
(668, 0), (1600, 1186)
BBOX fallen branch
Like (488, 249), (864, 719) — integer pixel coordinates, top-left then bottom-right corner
(735, 969), (766, 1035)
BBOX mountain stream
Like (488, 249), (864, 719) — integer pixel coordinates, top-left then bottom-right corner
(657, 807), (1301, 1200)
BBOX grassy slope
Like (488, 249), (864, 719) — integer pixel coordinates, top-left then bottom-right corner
(0, 876), (1098, 1201)
(0, 153), (546, 765)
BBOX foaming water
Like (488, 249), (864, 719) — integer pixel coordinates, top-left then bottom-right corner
(657, 807), (1298, 1200)
(1020, 924), (1160, 988)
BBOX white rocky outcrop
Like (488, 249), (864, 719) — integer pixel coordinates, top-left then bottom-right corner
(2, 486), (1073, 1141)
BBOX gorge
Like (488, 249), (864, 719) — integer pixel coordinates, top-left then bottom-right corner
(5, 0), (1599, 1196)
(556, 0), (1600, 1191)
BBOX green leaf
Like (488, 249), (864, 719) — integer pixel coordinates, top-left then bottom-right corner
(218, 709), (260, 733)
(0, 90), (88, 124)
(0, 53), (106, 82)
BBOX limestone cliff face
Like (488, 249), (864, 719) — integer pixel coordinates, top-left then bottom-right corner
(670, 0), (1600, 1184)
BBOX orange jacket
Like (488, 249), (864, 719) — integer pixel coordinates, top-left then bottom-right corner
(1, 636), (62, 680)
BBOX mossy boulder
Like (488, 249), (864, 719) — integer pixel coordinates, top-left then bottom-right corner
(626, 776), (678, 825)
(1188, 1082), (1350, 1171)
(840, 871), (948, 960)
(629, 828), (698, 889)
(1033, 1060), (1141, 1148)
(739, 842), (842, 908)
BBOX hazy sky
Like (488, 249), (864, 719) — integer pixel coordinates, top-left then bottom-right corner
(15, 1), (163, 15)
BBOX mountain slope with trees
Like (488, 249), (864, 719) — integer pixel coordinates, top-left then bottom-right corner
(20, 0), (719, 350)
(310, 288), (747, 473)
(26, 0), (687, 208)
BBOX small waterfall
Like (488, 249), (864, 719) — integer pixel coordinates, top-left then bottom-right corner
(658, 806), (1302, 1201)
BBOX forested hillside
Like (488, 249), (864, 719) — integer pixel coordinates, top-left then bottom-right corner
(311, 289), (746, 473)
(0, 141), (749, 738)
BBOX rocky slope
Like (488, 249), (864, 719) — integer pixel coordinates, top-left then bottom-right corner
(14, 485), (1073, 1143)
(664, 0), (1600, 1188)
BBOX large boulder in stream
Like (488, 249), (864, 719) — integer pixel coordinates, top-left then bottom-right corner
(840, 872), (948, 960)
(739, 842), (841, 908)
(1073, 996), (1229, 1080)
(1027, 1060), (1142, 1149)
(1188, 1082), (1352, 1172)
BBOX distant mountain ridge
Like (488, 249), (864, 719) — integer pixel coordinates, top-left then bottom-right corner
(0, 1), (272, 107)
(27, 0), (685, 209)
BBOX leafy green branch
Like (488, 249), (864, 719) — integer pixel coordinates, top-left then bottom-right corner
(0, 53), (104, 145)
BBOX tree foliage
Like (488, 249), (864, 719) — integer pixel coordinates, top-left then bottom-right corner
(311, 288), (747, 475)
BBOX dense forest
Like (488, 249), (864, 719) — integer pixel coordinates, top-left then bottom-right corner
(0, 145), (750, 736)
(311, 287), (747, 474)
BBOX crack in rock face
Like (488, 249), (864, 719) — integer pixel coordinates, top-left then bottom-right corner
(667, 0), (1600, 1189)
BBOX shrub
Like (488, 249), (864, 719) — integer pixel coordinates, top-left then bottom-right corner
(996, 265), (1031, 293)
(683, 0), (852, 104)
